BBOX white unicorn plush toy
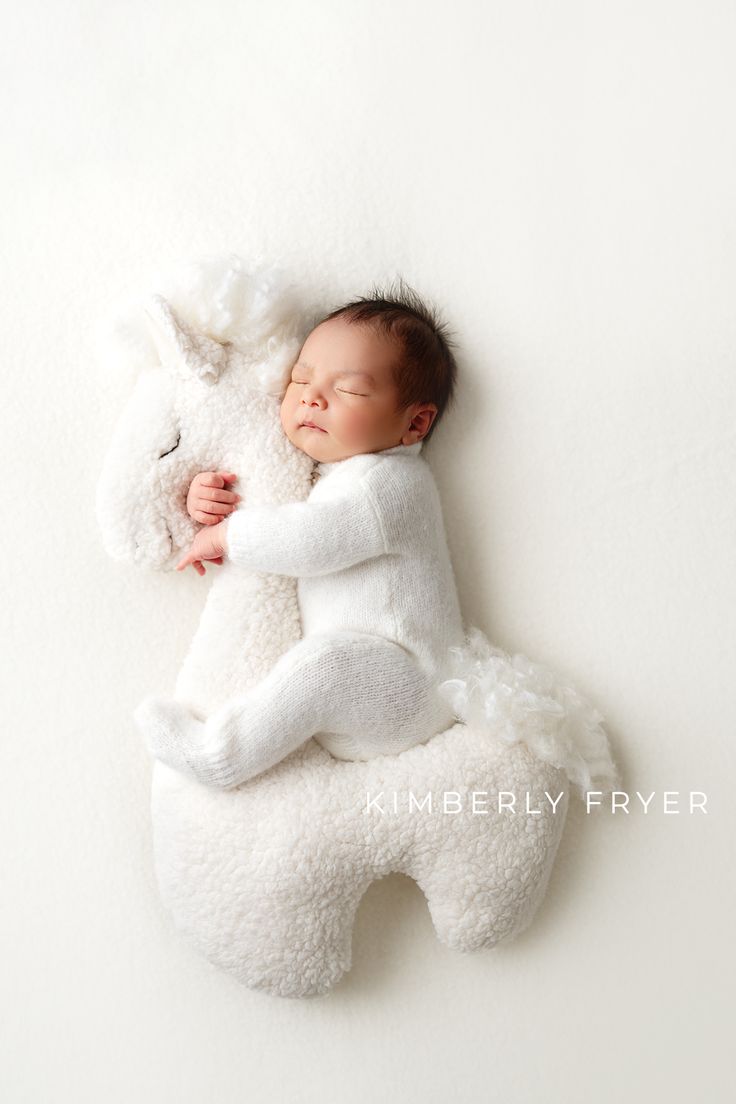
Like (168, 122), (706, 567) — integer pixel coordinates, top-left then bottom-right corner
(96, 254), (620, 999)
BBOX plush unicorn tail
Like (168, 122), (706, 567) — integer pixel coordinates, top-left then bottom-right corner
(437, 626), (621, 799)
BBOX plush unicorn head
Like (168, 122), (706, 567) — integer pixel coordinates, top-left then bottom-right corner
(95, 255), (309, 568)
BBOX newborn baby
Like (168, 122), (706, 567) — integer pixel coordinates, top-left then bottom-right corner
(134, 286), (466, 788)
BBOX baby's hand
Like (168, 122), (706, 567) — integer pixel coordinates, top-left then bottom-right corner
(186, 470), (240, 525)
(176, 520), (229, 576)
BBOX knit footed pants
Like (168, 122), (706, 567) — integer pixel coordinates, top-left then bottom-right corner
(180, 631), (455, 789)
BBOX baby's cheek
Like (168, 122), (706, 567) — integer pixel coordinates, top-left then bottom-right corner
(280, 390), (297, 426)
(340, 406), (376, 437)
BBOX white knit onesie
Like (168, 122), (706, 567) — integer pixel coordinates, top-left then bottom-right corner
(145, 441), (466, 789)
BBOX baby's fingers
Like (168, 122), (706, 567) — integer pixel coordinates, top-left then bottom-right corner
(176, 558), (205, 576)
(193, 503), (236, 524)
(200, 470), (238, 490)
(176, 547), (223, 573)
(201, 490), (240, 508)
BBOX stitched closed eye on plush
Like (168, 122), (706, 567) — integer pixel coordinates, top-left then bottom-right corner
(159, 432), (181, 459)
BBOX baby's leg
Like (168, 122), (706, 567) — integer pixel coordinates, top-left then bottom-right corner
(135, 631), (454, 789)
(302, 632), (456, 762)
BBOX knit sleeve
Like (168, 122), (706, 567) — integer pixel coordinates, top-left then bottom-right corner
(223, 485), (389, 577)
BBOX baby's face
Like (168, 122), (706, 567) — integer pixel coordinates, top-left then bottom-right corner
(280, 316), (418, 463)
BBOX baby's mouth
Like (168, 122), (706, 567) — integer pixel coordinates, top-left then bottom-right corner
(301, 421), (327, 433)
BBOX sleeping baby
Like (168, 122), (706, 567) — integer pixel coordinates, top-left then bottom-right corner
(133, 284), (466, 788)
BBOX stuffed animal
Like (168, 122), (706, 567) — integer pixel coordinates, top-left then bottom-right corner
(96, 255), (620, 999)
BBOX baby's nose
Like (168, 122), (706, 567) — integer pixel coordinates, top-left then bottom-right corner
(302, 390), (326, 407)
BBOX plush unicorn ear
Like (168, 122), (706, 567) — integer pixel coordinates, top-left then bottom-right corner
(143, 293), (228, 384)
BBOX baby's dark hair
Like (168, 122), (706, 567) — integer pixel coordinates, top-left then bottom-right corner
(316, 278), (459, 444)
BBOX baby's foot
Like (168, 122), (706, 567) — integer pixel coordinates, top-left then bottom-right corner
(133, 695), (209, 780)
(133, 696), (240, 789)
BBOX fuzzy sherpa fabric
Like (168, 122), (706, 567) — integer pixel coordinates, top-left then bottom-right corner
(96, 255), (620, 998)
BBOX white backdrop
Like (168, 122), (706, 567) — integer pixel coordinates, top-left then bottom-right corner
(2, 1), (734, 1101)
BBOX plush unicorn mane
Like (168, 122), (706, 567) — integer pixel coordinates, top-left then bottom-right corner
(95, 252), (311, 396)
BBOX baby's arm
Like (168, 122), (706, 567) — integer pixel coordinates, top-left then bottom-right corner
(175, 487), (386, 576)
(222, 485), (387, 576)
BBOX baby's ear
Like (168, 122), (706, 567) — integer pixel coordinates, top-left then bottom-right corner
(143, 294), (228, 384)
